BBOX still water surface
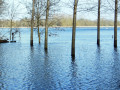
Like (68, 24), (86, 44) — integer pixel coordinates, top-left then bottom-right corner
(0, 27), (120, 90)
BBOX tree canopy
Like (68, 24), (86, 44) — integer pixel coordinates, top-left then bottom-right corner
(0, 0), (4, 14)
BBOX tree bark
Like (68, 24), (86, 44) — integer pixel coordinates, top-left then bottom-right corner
(71, 0), (78, 57)
(37, 1), (40, 43)
(44, 0), (50, 50)
(114, 0), (118, 48)
(39, 32), (40, 44)
(37, 17), (40, 38)
(30, 0), (35, 46)
(10, 19), (12, 41)
(97, 0), (100, 46)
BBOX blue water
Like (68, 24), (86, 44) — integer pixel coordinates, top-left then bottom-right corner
(0, 27), (120, 90)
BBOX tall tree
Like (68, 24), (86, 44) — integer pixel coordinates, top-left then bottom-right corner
(36, 0), (40, 43)
(6, 0), (20, 41)
(35, 0), (46, 44)
(44, 0), (50, 50)
(30, 0), (35, 46)
(114, 0), (118, 48)
(97, 0), (101, 46)
(71, 0), (78, 57)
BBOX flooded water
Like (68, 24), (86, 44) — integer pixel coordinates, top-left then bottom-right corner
(0, 27), (120, 90)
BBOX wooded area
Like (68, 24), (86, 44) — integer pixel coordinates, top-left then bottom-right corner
(1, 18), (120, 27)
(0, 0), (120, 57)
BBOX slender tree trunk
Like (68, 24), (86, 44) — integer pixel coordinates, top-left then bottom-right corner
(71, 0), (78, 57)
(114, 0), (118, 48)
(10, 19), (12, 41)
(37, 1), (40, 37)
(44, 0), (50, 50)
(37, 16), (40, 44)
(97, 0), (100, 46)
(30, 0), (35, 46)
(39, 32), (40, 44)
(37, 2), (40, 43)
(37, 19), (40, 37)
(38, 19), (41, 44)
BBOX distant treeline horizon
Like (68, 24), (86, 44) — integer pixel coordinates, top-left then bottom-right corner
(0, 16), (120, 27)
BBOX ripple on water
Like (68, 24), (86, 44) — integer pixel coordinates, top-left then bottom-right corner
(0, 28), (120, 89)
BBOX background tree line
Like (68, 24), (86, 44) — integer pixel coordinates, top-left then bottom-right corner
(1, 16), (120, 27)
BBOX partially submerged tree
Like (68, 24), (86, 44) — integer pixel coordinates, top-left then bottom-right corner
(44, 0), (61, 50)
(4, 0), (21, 41)
(44, 0), (50, 50)
(36, 0), (40, 43)
(30, 0), (35, 46)
(71, 0), (78, 57)
(114, 0), (118, 48)
(97, 0), (101, 46)
(25, 0), (61, 45)
(34, 0), (46, 44)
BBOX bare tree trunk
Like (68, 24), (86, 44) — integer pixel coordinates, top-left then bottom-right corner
(97, 0), (100, 46)
(30, 0), (35, 46)
(37, 18), (40, 37)
(71, 0), (78, 57)
(44, 0), (50, 50)
(114, 0), (118, 48)
(38, 19), (41, 44)
(39, 32), (40, 44)
(37, 1), (40, 44)
(10, 19), (12, 41)
(37, 1), (40, 37)
(38, 22), (41, 44)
